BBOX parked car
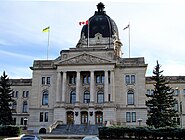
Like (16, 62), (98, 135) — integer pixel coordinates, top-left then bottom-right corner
(20, 135), (42, 140)
(82, 136), (100, 140)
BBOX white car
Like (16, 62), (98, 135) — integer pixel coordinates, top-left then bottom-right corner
(82, 136), (100, 140)
(20, 135), (42, 140)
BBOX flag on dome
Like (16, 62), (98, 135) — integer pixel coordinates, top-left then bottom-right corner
(42, 26), (50, 32)
(79, 20), (88, 26)
(123, 24), (130, 30)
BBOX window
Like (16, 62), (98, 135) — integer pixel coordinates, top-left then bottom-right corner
(42, 76), (51, 85)
(22, 101), (28, 113)
(96, 74), (104, 84)
(147, 89), (150, 95)
(11, 91), (18, 98)
(23, 91), (29, 98)
(46, 77), (50, 84)
(12, 101), (17, 113)
(84, 91), (90, 103)
(127, 90), (134, 105)
(21, 118), (24, 125)
(126, 112), (131, 122)
(125, 74), (135, 85)
(40, 112), (48, 122)
(174, 102), (178, 111)
(174, 89), (179, 96)
(183, 89), (185, 95)
(97, 91), (104, 104)
(42, 77), (45, 85)
(83, 75), (90, 84)
(147, 89), (154, 96)
(45, 112), (48, 122)
(40, 112), (44, 122)
(42, 90), (49, 105)
(108, 94), (111, 102)
(13, 118), (16, 125)
(132, 112), (136, 122)
(69, 75), (76, 84)
(126, 112), (136, 122)
(70, 91), (76, 104)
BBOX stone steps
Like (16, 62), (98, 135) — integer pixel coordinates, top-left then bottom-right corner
(51, 124), (100, 135)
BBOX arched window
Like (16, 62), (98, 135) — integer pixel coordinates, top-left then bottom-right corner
(127, 90), (134, 105)
(84, 91), (90, 103)
(97, 91), (104, 104)
(42, 90), (49, 105)
(70, 91), (76, 104)
(22, 101), (28, 113)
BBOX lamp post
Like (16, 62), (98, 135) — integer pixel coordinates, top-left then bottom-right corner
(23, 117), (28, 130)
(137, 118), (142, 126)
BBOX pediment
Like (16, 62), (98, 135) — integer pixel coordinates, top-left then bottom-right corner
(57, 53), (114, 65)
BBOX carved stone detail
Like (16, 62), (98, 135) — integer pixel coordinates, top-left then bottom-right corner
(60, 53), (112, 65)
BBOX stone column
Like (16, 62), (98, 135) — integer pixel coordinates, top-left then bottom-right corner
(76, 71), (80, 103)
(90, 71), (95, 103)
(56, 72), (61, 103)
(61, 71), (67, 102)
(111, 70), (115, 102)
(104, 70), (109, 102)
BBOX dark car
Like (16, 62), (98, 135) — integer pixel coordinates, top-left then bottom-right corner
(20, 135), (42, 140)
(82, 136), (100, 140)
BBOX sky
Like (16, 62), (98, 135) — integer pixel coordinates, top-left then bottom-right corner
(1, 0), (185, 78)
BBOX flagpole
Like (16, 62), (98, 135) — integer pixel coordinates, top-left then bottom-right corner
(88, 19), (89, 47)
(129, 22), (130, 58)
(47, 27), (50, 60)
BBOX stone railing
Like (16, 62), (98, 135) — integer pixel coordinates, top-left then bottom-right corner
(48, 120), (63, 133)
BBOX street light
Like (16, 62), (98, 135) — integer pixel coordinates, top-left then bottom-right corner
(24, 117), (28, 130)
(137, 118), (142, 126)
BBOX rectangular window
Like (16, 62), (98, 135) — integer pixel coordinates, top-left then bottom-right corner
(108, 94), (111, 102)
(147, 89), (150, 95)
(21, 118), (24, 125)
(13, 118), (16, 125)
(42, 77), (45, 85)
(45, 112), (48, 122)
(46, 77), (50, 84)
(126, 112), (131, 122)
(40, 112), (44, 122)
(131, 75), (135, 84)
(69, 75), (76, 84)
(96, 74), (104, 84)
(132, 112), (136, 122)
(174, 89), (179, 96)
(183, 89), (185, 95)
(125, 75), (130, 84)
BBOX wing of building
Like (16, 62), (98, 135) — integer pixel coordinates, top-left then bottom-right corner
(9, 3), (185, 134)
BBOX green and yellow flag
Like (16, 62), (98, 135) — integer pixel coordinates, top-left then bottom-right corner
(42, 26), (50, 32)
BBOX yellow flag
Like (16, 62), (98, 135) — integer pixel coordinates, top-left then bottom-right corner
(42, 26), (50, 32)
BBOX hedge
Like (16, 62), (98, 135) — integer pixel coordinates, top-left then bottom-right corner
(98, 126), (185, 139)
(0, 126), (21, 136)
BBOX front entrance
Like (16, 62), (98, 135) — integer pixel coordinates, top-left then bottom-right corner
(81, 111), (88, 124)
(95, 111), (103, 124)
(67, 111), (74, 124)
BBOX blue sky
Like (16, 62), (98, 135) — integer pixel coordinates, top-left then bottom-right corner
(0, 0), (185, 78)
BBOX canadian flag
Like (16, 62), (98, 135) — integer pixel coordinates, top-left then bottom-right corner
(79, 20), (88, 26)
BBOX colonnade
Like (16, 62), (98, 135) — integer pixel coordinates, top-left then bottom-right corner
(56, 70), (115, 103)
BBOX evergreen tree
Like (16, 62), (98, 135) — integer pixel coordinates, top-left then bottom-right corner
(146, 61), (178, 128)
(0, 71), (13, 126)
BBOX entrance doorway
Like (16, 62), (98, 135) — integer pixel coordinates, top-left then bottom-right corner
(95, 111), (103, 124)
(67, 111), (74, 124)
(81, 111), (88, 124)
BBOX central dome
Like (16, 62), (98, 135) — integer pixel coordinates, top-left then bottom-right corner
(80, 2), (119, 39)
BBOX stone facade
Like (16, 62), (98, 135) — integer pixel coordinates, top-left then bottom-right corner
(8, 3), (185, 133)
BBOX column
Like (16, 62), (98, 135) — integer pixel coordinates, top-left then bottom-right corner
(111, 70), (115, 102)
(61, 71), (67, 102)
(90, 71), (95, 103)
(56, 72), (61, 103)
(104, 70), (109, 102)
(76, 71), (80, 103)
